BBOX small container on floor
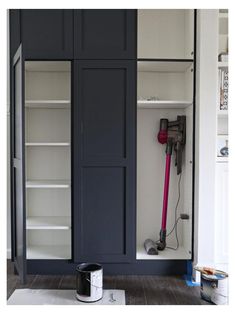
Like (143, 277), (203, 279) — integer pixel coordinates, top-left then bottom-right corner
(200, 272), (228, 305)
(76, 263), (103, 303)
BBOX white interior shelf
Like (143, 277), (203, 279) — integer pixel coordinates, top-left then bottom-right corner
(25, 100), (70, 109)
(27, 245), (71, 259)
(219, 12), (228, 19)
(26, 142), (70, 147)
(138, 61), (193, 73)
(218, 61), (228, 68)
(136, 246), (191, 260)
(26, 180), (70, 188)
(26, 216), (71, 230)
(216, 157), (228, 163)
(217, 110), (228, 117)
(25, 61), (70, 72)
(137, 100), (192, 109)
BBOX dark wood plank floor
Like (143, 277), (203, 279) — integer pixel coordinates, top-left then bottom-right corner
(7, 260), (210, 305)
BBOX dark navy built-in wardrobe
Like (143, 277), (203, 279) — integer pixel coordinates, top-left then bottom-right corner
(10, 9), (196, 283)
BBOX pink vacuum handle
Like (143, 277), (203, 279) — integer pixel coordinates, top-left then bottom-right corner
(161, 153), (171, 230)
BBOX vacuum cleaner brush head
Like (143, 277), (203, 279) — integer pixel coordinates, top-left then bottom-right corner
(144, 239), (159, 255)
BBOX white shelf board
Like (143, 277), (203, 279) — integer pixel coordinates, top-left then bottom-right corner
(216, 157), (228, 163)
(219, 12), (228, 19)
(217, 110), (228, 117)
(138, 61), (193, 73)
(219, 33), (228, 36)
(217, 134), (228, 138)
(27, 245), (71, 259)
(136, 245), (191, 260)
(218, 61), (228, 68)
(26, 180), (70, 189)
(25, 100), (70, 109)
(26, 216), (71, 230)
(25, 61), (70, 72)
(137, 100), (192, 109)
(26, 142), (70, 147)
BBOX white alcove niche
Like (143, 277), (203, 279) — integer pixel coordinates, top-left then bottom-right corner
(137, 8), (194, 260)
(138, 9), (194, 59)
(25, 61), (71, 259)
(137, 106), (193, 260)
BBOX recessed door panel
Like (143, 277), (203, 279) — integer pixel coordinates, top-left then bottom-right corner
(81, 67), (126, 160)
(11, 44), (26, 283)
(21, 9), (73, 59)
(82, 167), (125, 256)
(74, 9), (136, 59)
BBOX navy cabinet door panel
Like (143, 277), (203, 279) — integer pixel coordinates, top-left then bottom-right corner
(74, 9), (136, 59)
(73, 60), (136, 262)
(21, 9), (73, 59)
(11, 45), (26, 283)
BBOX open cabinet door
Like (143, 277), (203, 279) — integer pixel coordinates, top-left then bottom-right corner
(11, 44), (26, 283)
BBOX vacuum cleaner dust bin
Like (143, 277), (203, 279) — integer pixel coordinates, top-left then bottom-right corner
(76, 263), (103, 302)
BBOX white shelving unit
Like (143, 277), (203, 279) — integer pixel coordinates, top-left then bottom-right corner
(136, 10), (194, 260)
(25, 61), (71, 260)
(214, 10), (229, 272)
(217, 10), (228, 162)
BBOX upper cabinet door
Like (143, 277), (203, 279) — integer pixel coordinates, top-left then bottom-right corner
(21, 9), (73, 59)
(74, 9), (137, 59)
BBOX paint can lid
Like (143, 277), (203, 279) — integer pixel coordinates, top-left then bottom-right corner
(201, 272), (228, 280)
(76, 263), (102, 273)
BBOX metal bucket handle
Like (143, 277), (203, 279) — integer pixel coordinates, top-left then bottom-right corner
(85, 278), (103, 289)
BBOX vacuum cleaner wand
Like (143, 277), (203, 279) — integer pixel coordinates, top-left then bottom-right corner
(157, 116), (186, 250)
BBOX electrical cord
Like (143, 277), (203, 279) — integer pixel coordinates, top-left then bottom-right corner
(155, 172), (182, 250)
(166, 217), (181, 238)
(166, 173), (182, 250)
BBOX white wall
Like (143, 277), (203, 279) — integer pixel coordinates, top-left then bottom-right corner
(193, 9), (218, 280)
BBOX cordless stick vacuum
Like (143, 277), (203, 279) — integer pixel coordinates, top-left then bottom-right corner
(144, 116), (186, 255)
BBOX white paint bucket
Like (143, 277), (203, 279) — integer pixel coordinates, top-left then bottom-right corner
(200, 272), (229, 305)
(76, 263), (103, 303)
